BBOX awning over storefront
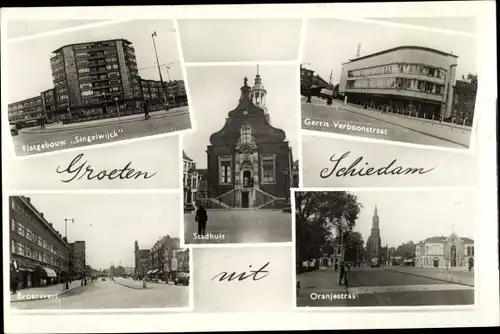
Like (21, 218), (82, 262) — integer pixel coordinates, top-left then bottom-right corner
(145, 269), (153, 275)
(42, 267), (57, 277)
(151, 269), (159, 274)
(19, 267), (34, 272)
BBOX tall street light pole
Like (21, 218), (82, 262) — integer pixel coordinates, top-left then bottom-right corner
(64, 218), (74, 290)
(152, 31), (167, 104)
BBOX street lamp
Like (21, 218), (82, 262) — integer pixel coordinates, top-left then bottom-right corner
(64, 218), (74, 290)
(114, 97), (121, 120)
(152, 31), (168, 104)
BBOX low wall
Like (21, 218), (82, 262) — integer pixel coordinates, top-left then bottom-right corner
(340, 104), (472, 148)
(387, 267), (474, 286)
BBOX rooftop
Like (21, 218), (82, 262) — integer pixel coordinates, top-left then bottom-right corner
(52, 38), (133, 54)
(343, 45), (459, 65)
(183, 151), (193, 162)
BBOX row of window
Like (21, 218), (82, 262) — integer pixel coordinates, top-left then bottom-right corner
(218, 155), (276, 184)
(74, 42), (116, 50)
(346, 78), (445, 96)
(348, 63), (447, 80)
(12, 240), (64, 267)
(12, 218), (65, 259)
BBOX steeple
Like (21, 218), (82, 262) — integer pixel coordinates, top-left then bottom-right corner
(251, 64), (268, 121)
(372, 205), (379, 229)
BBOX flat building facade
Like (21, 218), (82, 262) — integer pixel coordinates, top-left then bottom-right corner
(339, 46), (458, 119)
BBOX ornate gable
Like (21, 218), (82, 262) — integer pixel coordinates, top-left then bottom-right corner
(209, 77), (286, 146)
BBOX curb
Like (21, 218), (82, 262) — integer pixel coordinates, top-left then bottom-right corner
(19, 110), (189, 135)
(338, 106), (469, 148)
(10, 283), (90, 303)
(112, 280), (150, 290)
(386, 268), (475, 287)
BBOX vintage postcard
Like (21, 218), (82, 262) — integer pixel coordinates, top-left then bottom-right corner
(294, 189), (476, 308)
(300, 17), (478, 150)
(8, 193), (190, 310)
(181, 64), (299, 245)
(5, 19), (191, 157)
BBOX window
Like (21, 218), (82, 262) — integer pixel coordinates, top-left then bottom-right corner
(26, 246), (33, 258)
(240, 125), (252, 143)
(17, 224), (25, 237)
(17, 243), (25, 256)
(12, 240), (15, 253)
(78, 68), (90, 74)
(25, 228), (33, 241)
(261, 155), (275, 184)
(43, 254), (47, 263)
(219, 156), (232, 184)
(11, 218), (16, 231)
(43, 239), (47, 249)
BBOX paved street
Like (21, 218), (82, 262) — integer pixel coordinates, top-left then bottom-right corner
(11, 107), (191, 156)
(184, 209), (292, 244)
(301, 97), (466, 149)
(11, 277), (189, 309)
(296, 267), (474, 307)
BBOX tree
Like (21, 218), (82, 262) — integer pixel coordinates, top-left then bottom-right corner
(393, 241), (416, 260)
(334, 231), (364, 263)
(295, 191), (363, 268)
(461, 73), (478, 86)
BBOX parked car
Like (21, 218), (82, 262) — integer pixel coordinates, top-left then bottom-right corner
(102, 277), (106, 281)
(175, 271), (190, 286)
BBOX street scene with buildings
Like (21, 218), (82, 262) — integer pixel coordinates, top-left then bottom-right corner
(9, 193), (189, 310)
(182, 65), (299, 244)
(7, 20), (190, 157)
(300, 18), (478, 149)
(295, 190), (475, 307)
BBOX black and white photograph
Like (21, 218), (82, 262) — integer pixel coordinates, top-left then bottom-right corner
(9, 193), (190, 310)
(6, 20), (191, 157)
(177, 19), (302, 63)
(300, 18), (478, 149)
(182, 64), (299, 244)
(295, 190), (475, 307)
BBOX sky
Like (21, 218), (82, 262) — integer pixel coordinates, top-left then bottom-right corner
(7, 20), (183, 103)
(183, 64), (299, 169)
(27, 193), (181, 270)
(350, 189), (476, 248)
(302, 18), (477, 86)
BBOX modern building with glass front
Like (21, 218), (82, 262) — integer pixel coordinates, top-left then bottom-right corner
(339, 46), (458, 119)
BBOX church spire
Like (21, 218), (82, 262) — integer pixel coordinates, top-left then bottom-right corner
(372, 205), (379, 229)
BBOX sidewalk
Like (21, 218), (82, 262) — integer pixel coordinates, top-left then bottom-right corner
(20, 107), (189, 134)
(11, 281), (86, 302)
(387, 267), (475, 287)
(296, 267), (348, 295)
(337, 102), (471, 147)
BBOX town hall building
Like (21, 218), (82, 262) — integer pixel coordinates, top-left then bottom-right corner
(205, 68), (295, 209)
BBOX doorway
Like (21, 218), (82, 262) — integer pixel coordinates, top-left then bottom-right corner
(450, 245), (457, 267)
(243, 170), (252, 187)
(241, 191), (249, 208)
(433, 258), (439, 268)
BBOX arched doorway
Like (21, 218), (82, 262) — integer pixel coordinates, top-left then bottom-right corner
(242, 170), (252, 187)
(433, 257), (439, 268)
(450, 245), (457, 267)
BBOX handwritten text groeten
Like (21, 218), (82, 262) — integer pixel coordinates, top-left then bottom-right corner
(56, 153), (157, 183)
(320, 151), (435, 178)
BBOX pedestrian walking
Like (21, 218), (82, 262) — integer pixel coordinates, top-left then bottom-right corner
(195, 203), (208, 236)
(334, 260), (339, 272)
(306, 90), (312, 104)
(143, 101), (151, 120)
(39, 115), (46, 130)
(339, 261), (348, 287)
(11, 276), (18, 294)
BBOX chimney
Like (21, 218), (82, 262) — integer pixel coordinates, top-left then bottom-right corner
(356, 42), (361, 58)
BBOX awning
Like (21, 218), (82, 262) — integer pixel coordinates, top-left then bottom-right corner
(152, 269), (159, 274)
(145, 269), (153, 275)
(43, 267), (57, 277)
(19, 267), (34, 272)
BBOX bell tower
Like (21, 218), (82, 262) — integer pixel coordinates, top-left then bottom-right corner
(251, 65), (269, 122)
